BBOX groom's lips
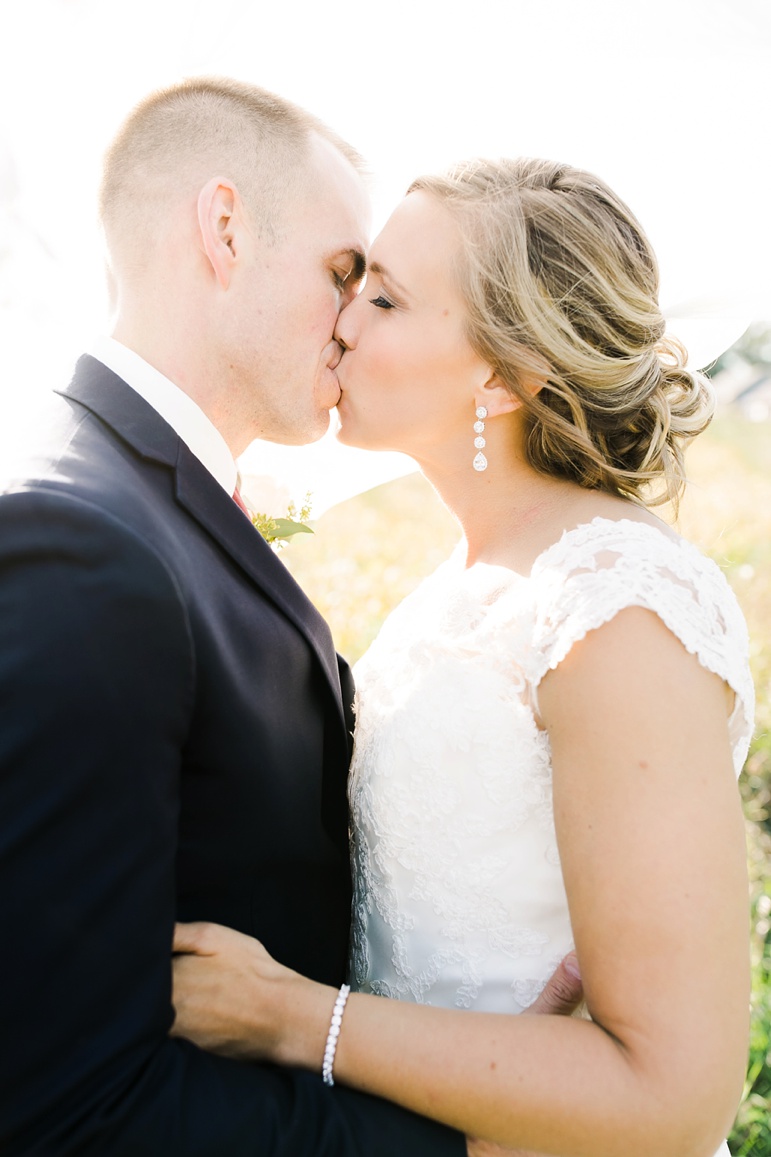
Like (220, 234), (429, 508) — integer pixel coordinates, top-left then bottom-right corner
(319, 345), (344, 408)
(323, 345), (345, 405)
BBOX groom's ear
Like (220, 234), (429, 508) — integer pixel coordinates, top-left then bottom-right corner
(197, 177), (242, 290)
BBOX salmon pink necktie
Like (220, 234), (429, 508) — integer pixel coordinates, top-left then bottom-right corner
(232, 487), (250, 517)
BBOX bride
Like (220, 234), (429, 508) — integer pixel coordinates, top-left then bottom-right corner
(170, 158), (753, 1157)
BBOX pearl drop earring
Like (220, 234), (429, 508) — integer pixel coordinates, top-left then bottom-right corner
(473, 406), (488, 472)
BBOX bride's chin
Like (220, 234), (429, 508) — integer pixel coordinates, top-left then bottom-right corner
(334, 411), (367, 449)
(335, 408), (406, 454)
(334, 425), (369, 449)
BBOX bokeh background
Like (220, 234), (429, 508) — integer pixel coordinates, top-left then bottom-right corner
(1, 1), (769, 1151)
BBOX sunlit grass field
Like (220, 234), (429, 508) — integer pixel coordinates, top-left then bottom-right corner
(283, 413), (771, 1156)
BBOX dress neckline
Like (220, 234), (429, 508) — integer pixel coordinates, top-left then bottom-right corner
(455, 515), (683, 582)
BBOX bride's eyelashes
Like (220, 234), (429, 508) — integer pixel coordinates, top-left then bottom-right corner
(369, 294), (396, 310)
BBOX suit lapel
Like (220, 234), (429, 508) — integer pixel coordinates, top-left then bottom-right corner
(173, 439), (347, 717)
(58, 356), (347, 728)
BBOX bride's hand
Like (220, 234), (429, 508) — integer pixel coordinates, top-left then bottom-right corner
(170, 921), (331, 1066)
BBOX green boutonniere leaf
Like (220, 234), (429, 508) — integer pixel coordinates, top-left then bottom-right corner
(267, 517), (314, 541)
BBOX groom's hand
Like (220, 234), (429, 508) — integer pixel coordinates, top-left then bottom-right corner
(525, 951), (583, 1019)
(466, 952), (583, 1157)
(171, 921), (294, 1061)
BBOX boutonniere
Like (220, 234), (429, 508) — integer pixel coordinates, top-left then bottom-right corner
(246, 489), (314, 550)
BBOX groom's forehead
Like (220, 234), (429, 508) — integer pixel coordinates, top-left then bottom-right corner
(293, 136), (371, 252)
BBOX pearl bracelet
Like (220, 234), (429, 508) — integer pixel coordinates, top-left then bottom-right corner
(321, 982), (351, 1087)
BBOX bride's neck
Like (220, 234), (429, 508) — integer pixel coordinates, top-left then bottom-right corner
(421, 454), (585, 572)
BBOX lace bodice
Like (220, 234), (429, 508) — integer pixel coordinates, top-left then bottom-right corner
(348, 517), (754, 1017)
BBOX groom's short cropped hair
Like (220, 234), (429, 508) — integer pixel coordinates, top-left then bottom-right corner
(100, 76), (364, 273)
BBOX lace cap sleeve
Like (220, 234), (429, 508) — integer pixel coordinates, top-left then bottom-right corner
(527, 518), (755, 775)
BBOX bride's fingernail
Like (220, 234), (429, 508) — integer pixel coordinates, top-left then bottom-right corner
(564, 952), (581, 981)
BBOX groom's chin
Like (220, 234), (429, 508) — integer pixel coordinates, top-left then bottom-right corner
(304, 409), (338, 446)
(257, 411), (338, 449)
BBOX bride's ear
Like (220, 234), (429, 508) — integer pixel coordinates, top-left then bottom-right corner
(475, 363), (546, 418)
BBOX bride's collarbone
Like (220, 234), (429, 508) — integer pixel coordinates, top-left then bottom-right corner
(466, 493), (674, 575)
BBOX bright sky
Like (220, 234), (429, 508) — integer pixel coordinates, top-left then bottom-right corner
(1, 0), (769, 477)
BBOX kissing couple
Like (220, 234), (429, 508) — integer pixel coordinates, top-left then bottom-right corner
(1, 77), (752, 1157)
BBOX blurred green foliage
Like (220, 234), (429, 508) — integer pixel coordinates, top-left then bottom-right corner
(284, 414), (771, 1155)
(712, 323), (771, 376)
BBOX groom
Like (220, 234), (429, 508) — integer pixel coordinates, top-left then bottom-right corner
(0, 79), (579, 1156)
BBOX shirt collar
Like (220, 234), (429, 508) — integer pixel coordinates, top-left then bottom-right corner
(88, 336), (238, 495)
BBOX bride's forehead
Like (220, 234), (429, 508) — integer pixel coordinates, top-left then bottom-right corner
(370, 194), (463, 277)
(380, 191), (456, 238)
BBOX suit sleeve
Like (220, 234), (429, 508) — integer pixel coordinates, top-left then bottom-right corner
(0, 490), (465, 1157)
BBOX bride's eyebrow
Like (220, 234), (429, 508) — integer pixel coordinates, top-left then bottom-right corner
(368, 261), (410, 298)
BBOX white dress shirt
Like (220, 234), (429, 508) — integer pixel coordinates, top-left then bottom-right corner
(88, 336), (238, 496)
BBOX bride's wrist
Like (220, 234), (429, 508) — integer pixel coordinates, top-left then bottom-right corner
(271, 974), (338, 1072)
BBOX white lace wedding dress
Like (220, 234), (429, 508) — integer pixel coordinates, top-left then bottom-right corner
(348, 517), (754, 1157)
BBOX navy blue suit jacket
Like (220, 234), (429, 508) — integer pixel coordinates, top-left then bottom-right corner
(0, 356), (463, 1156)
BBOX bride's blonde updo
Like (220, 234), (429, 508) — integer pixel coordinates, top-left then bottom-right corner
(409, 158), (714, 508)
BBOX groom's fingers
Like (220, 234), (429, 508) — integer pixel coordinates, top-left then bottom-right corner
(172, 921), (220, 955)
(466, 1138), (544, 1156)
(526, 952), (583, 1018)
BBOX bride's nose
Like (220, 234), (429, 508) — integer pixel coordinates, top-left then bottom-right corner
(334, 300), (357, 352)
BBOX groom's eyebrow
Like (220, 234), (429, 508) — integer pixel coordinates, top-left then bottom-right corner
(341, 247), (367, 284)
